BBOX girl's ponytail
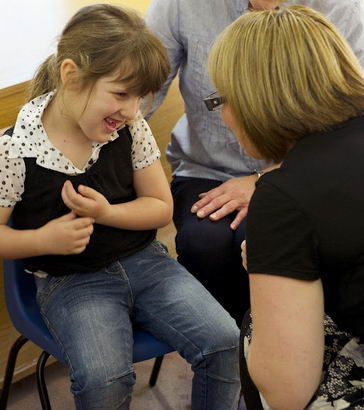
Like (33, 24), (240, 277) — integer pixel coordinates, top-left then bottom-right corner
(28, 54), (58, 101)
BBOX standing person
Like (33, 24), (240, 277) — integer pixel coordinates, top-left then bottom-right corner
(208, 5), (364, 409)
(145, 0), (364, 326)
(0, 5), (240, 409)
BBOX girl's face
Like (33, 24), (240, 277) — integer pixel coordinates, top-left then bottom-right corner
(68, 74), (141, 143)
(221, 104), (262, 159)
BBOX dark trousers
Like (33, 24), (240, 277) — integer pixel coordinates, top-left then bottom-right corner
(171, 176), (250, 326)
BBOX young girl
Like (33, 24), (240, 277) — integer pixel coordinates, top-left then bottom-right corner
(0, 5), (240, 409)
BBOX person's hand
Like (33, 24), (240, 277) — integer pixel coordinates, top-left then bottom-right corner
(61, 180), (110, 221)
(241, 240), (247, 271)
(37, 211), (94, 255)
(190, 175), (257, 230)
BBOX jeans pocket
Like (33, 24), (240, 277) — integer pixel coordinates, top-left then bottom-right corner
(150, 240), (169, 256)
(104, 260), (123, 275)
(35, 274), (74, 311)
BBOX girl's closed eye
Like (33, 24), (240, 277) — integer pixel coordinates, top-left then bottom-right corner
(114, 92), (128, 98)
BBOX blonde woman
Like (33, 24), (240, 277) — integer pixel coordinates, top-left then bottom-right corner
(146, 0), (364, 329)
(207, 5), (364, 410)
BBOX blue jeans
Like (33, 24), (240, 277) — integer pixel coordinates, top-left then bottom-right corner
(35, 240), (240, 409)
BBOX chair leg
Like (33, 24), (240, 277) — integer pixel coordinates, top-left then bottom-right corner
(149, 355), (164, 387)
(0, 335), (29, 410)
(36, 351), (52, 410)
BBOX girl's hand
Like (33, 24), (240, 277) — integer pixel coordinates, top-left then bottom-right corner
(37, 211), (94, 255)
(61, 180), (110, 221)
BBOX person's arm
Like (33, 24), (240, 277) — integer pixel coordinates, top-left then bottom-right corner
(61, 159), (173, 230)
(245, 180), (325, 409)
(0, 133), (94, 258)
(191, 163), (279, 229)
(248, 274), (324, 410)
(145, 0), (185, 117)
(61, 118), (173, 230)
(0, 206), (94, 259)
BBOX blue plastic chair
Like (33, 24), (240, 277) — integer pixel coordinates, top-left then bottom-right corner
(0, 256), (174, 410)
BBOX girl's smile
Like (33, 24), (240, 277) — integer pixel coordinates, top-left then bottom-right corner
(48, 63), (142, 145)
(104, 117), (125, 133)
(74, 75), (141, 143)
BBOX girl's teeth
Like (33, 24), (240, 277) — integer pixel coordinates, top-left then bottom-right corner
(106, 118), (117, 128)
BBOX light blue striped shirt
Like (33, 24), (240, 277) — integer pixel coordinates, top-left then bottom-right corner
(146, 0), (364, 181)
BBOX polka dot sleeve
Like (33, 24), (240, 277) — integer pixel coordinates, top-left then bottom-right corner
(128, 118), (161, 170)
(0, 134), (26, 207)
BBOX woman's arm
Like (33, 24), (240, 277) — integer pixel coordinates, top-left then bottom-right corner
(61, 159), (173, 230)
(248, 273), (324, 410)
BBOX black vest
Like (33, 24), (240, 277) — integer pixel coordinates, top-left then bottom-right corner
(8, 127), (155, 276)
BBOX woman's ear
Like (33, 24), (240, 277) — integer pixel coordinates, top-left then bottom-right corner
(60, 58), (80, 89)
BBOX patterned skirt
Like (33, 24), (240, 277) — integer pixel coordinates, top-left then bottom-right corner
(242, 314), (364, 409)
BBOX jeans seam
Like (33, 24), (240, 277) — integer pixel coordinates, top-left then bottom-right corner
(107, 368), (135, 383)
(38, 307), (75, 377)
(202, 345), (239, 356)
(137, 304), (238, 357)
(115, 261), (134, 308)
(137, 305), (201, 353)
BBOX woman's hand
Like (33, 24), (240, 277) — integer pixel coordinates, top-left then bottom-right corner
(61, 180), (110, 222)
(241, 240), (247, 270)
(37, 211), (94, 255)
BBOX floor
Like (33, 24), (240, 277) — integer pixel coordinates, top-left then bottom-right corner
(5, 351), (248, 409)
(6, 352), (194, 410)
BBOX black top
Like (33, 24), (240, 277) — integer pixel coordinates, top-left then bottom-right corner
(8, 126), (155, 276)
(246, 115), (364, 338)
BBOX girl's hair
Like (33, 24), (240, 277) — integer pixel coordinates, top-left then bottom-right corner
(28, 4), (170, 100)
(208, 5), (364, 162)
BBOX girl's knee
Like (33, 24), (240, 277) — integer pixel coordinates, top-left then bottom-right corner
(192, 346), (240, 383)
(72, 367), (136, 409)
(72, 363), (135, 393)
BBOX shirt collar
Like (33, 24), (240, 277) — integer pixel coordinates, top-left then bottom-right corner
(9, 91), (55, 159)
(8, 90), (120, 160)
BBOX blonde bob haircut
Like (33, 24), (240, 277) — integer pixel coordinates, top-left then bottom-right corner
(208, 5), (364, 163)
